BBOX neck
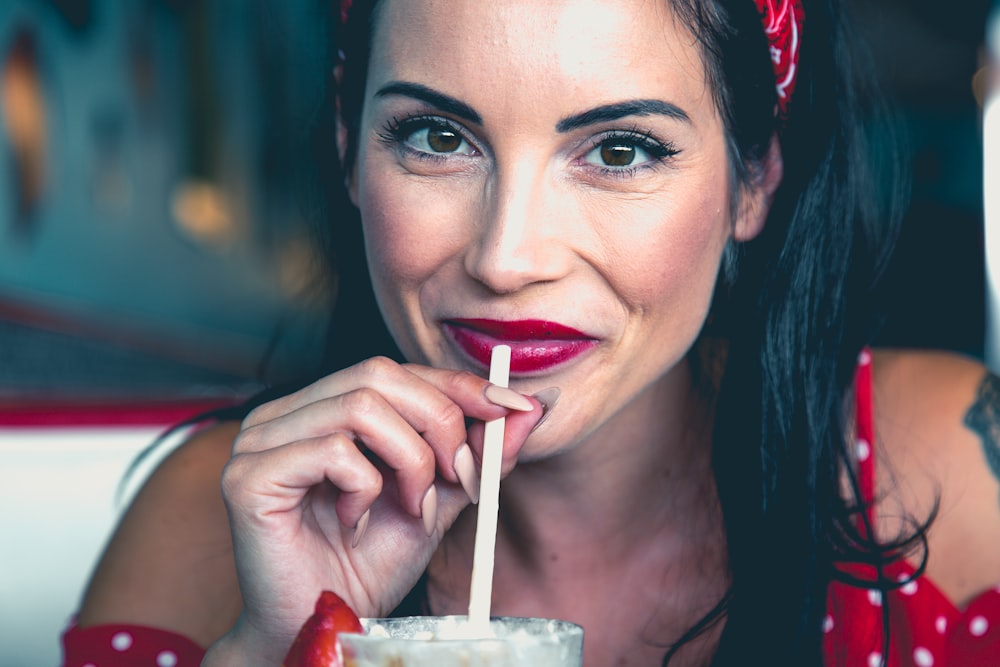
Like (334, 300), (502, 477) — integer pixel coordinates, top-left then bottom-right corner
(507, 363), (716, 562)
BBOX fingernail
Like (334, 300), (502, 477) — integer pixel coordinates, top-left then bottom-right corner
(453, 444), (480, 504)
(352, 509), (370, 548)
(421, 485), (438, 536)
(529, 387), (561, 433)
(484, 384), (534, 411)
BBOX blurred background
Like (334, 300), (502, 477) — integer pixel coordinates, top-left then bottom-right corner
(0, 0), (335, 406)
(852, 0), (993, 361)
(0, 0), (993, 406)
(0, 1), (995, 666)
(0, 3), (337, 664)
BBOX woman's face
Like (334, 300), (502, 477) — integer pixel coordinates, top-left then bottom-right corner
(348, 0), (771, 454)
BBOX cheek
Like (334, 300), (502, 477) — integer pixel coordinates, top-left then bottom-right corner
(599, 187), (731, 312)
(358, 166), (468, 288)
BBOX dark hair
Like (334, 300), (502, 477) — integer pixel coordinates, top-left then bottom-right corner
(680, 0), (922, 665)
(304, 0), (921, 664)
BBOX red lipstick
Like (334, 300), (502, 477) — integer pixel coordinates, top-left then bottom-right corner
(443, 319), (597, 374)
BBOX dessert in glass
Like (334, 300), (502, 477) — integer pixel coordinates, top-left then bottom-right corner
(338, 615), (584, 667)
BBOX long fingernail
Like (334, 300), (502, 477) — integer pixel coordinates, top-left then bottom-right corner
(352, 509), (370, 549)
(453, 444), (480, 504)
(529, 387), (561, 433)
(484, 384), (533, 411)
(421, 485), (438, 536)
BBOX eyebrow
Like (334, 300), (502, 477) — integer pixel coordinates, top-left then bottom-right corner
(372, 83), (688, 134)
(374, 81), (482, 125)
(556, 100), (690, 132)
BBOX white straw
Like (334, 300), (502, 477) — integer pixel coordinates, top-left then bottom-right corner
(467, 344), (511, 635)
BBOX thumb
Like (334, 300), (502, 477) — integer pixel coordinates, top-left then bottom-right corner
(465, 398), (546, 480)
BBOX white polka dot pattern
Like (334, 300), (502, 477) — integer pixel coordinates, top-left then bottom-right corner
(822, 614), (834, 633)
(856, 438), (871, 462)
(111, 631), (133, 651)
(867, 651), (883, 667)
(935, 615), (948, 634)
(62, 622), (207, 666)
(867, 589), (882, 606)
(157, 650), (179, 667)
(970, 616), (989, 637)
(913, 646), (934, 666)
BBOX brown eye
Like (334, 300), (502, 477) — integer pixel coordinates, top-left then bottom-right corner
(583, 133), (672, 174)
(600, 142), (636, 166)
(399, 121), (474, 156)
(427, 127), (462, 153)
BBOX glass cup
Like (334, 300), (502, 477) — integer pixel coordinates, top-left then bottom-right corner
(338, 616), (584, 667)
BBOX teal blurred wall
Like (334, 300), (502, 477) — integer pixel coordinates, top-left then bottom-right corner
(0, 0), (334, 395)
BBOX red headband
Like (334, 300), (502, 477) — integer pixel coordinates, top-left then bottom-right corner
(754, 0), (804, 116)
(339, 0), (804, 115)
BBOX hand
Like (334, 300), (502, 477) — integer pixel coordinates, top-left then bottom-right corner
(216, 357), (543, 662)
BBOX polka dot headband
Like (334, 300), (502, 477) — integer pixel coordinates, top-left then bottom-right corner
(338, 0), (805, 116)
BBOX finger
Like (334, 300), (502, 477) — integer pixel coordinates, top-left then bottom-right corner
(241, 361), (469, 485)
(402, 363), (535, 419)
(246, 358), (532, 434)
(222, 431), (383, 532)
(243, 358), (470, 422)
(242, 360), (536, 490)
(237, 389), (438, 518)
(465, 400), (545, 477)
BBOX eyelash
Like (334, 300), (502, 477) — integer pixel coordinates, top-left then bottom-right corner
(376, 115), (680, 178)
(584, 129), (680, 179)
(376, 114), (475, 162)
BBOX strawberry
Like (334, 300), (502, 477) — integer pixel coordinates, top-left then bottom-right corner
(282, 590), (363, 667)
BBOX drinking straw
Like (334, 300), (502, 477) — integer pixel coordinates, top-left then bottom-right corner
(467, 344), (511, 635)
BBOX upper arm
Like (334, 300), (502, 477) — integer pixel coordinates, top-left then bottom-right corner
(76, 420), (243, 648)
(872, 349), (1000, 607)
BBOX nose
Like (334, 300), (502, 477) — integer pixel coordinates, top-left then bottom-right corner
(463, 163), (574, 294)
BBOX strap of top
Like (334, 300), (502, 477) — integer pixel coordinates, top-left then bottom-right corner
(854, 348), (877, 529)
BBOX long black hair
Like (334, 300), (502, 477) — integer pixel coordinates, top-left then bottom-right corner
(686, 0), (920, 664)
(292, 0), (920, 664)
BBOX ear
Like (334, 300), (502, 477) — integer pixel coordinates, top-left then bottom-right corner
(333, 64), (360, 206)
(733, 133), (783, 242)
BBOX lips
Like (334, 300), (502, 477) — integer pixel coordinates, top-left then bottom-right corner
(443, 318), (598, 374)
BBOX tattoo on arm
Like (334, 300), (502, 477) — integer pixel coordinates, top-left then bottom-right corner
(963, 372), (1000, 503)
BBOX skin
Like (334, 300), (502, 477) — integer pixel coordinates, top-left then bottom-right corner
(76, 1), (1000, 666)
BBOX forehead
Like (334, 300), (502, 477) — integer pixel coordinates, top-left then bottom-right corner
(367, 0), (713, 120)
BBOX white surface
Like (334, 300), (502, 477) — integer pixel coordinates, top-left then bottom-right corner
(986, 9), (1000, 372)
(0, 426), (186, 667)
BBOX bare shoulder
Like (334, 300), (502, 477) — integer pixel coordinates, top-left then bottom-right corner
(870, 348), (1000, 607)
(76, 419), (243, 647)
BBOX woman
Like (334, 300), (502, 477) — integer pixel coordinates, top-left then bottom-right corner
(67, 0), (1000, 665)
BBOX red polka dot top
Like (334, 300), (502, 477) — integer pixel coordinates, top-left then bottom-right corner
(61, 621), (205, 666)
(822, 349), (1000, 666)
